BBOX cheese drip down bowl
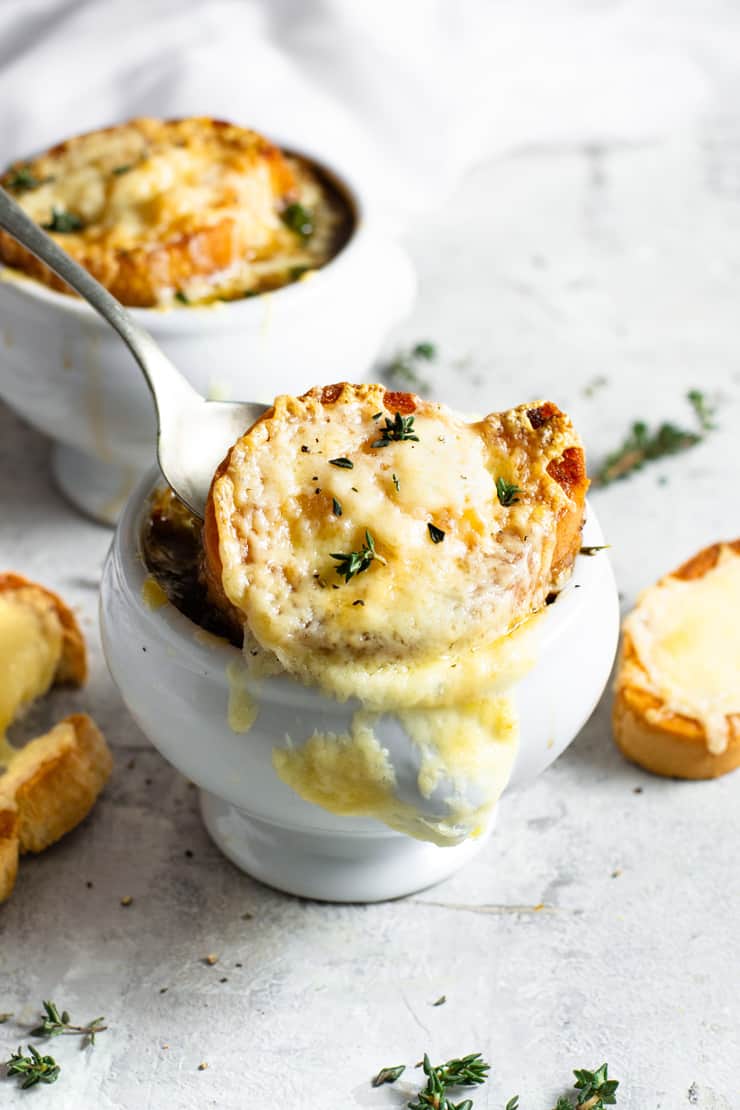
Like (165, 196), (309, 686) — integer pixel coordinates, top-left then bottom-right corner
(0, 120), (415, 524)
(100, 468), (619, 903)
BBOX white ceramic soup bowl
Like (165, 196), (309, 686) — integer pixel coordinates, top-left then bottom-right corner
(100, 471), (620, 903)
(0, 145), (415, 524)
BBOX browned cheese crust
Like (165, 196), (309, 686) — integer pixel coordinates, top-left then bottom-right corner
(0, 117), (349, 306)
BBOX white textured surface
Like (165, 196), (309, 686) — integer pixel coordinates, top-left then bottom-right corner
(1, 137), (740, 1110)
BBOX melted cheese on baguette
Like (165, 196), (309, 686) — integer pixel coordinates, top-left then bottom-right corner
(620, 545), (740, 754)
(0, 593), (63, 739)
(208, 384), (586, 843)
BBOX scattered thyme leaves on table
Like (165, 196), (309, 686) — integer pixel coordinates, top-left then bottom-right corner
(496, 477), (522, 506)
(593, 389), (717, 487)
(281, 202), (314, 240)
(43, 207), (84, 233)
(372, 411), (419, 447)
(382, 340), (437, 390)
(370, 1055), (619, 1110)
(31, 1000), (107, 1045)
(330, 529), (385, 583)
(5, 1045), (60, 1089)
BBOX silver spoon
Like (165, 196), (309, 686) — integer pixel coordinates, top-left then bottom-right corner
(0, 187), (265, 517)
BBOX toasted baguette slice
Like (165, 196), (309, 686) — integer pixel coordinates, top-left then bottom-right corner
(0, 714), (112, 902)
(0, 573), (86, 737)
(613, 541), (740, 779)
(0, 117), (349, 306)
(204, 385), (588, 704)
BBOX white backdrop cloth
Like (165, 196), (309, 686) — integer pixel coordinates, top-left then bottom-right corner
(0, 0), (735, 225)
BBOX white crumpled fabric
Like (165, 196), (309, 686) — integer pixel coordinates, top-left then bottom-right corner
(0, 0), (727, 225)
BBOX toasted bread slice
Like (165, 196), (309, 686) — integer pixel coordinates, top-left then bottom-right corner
(0, 714), (112, 901)
(0, 573), (86, 738)
(613, 541), (740, 779)
(0, 117), (350, 306)
(204, 385), (588, 704)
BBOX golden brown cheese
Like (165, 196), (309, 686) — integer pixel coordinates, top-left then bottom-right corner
(0, 117), (351, 306)
(206, 384), (588, 708)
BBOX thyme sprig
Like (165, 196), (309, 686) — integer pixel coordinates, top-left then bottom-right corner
(373, 411), (419, 447)
(5, 1045), (60, 1089)
(31, 1000), (107, 1044)
(594, 389), (716, 486)
(383, 340), (437, 390)
(408, 1052), (491, 1110)
(371, 1054), (619, 1110)
(555, 1063), (619, 1109)
(330, 530), (385, 583)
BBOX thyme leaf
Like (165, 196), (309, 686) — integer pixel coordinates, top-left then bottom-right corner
(372, 1064), (406, 1087)
(329, 457), (353, 469)
(427, 522), (445, 544)
(372, 412), (419, 447)
(5, 166), (40, 193)
(282, 202), (314, 240)
(332, 497), (342, 517)
(112, 163), (134, 176)
(43, 207), (84, 233)
(496, 477), (522, 506)
(687, 388), (717, 432)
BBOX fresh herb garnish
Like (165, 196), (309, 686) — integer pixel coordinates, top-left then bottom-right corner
(174, 290), (189, 305)
(372, 412), (383, 420)
(392, 472), (400, 492)
(687, 388), (717, 432)
(372, 411), (419, 447)
(496, 477), (522, 506)
(31, 1000), (107, 1045)
(408, 1052), (490, 1110)
(372, 1064), (406, 1087)
(506, 1098), (520, 1110)
(382, 340), (437, 390)
(281, 202), (314, 240)
(330, 530), (384, 583)
(329, 457), (353, 469)
(332, 497), (342, 517)
(594, 390), (717, 486)
(5, 1045), (60, 1089)
(5, 166), (40, 193)
(427, 522), (445, 544)
(43, 207), (84, 233)
(112, 163), (133, 176)
(555, 1063), (619, 1108)
(432, 995), (446, 1006)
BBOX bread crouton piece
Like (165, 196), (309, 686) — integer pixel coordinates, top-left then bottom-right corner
(0, 715), (112, 902)
(613, 541), (740, 779)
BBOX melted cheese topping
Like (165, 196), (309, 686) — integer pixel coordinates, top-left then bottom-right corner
(2, 118), (350, 305)
(0, 593), (63, 740)
(214, 386), (579, 707)
(210, 386), (585, 844)
(621, 546), (740, 754)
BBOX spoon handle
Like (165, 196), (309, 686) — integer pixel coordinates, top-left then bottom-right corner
(0, 187), (199, 411)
